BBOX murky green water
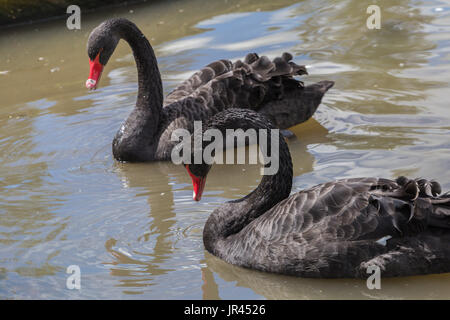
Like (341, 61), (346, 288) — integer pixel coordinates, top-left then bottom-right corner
(0, 0), (449, 299)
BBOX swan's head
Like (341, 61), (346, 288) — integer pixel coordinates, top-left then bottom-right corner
(184, 163), (211, 202)
(86, 20), (120, 90)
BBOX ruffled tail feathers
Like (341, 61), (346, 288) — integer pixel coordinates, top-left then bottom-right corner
(396, 177), (450, 231)
(369, 176), (450, 235)
(395, 176), (443, 198)
(233, 52), (308, 83)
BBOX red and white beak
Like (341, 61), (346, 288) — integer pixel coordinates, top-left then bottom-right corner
(185, 165), (207, 201)
(86, 52), (104, 90)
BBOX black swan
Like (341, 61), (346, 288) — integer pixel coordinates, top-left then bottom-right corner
(86, 18), (334, 162)
(184, 108), (450, 278)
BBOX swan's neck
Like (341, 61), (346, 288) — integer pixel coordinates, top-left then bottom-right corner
(116, 21), (163, 124)
(203, 134), (293, 254)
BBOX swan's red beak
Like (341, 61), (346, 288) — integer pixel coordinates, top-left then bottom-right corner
(185, 165), (207, 201)
(86, 52), (104, 90)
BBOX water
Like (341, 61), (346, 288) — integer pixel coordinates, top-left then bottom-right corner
(0, 0), (449, 299)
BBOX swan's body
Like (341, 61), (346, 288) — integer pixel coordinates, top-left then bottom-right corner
(86, 18), (334, 162)
(185, 109), (450, 278)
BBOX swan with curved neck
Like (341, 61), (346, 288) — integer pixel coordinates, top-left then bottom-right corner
(86, 18), (334, 162)
(184, 109), (450, 278)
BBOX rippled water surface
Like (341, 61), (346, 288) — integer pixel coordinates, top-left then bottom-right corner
(0, 0), (449, 299)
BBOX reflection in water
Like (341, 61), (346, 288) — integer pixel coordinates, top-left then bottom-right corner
(205, 252), (450, 300)
(0, 100), (67, 283)
(201, 265), (220, 300)
(105, 162), (177, 291)
(0, 0), (449, 299)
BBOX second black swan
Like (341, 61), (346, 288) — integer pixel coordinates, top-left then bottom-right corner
(184, 109), (450, 278)
(86, 18), (334, 162)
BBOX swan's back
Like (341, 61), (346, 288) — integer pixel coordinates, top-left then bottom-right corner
(164, 59), (234, 106)
(164, 52), (306, 107)
(216, 177), (450, 278)
(155, 53), (312, 159)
